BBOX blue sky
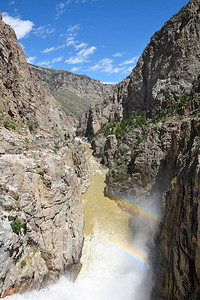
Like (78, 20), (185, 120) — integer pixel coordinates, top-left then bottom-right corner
(1, 0), (188, 83)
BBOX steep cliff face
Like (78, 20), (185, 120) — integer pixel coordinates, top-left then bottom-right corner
(29, 64), (114, 119)
(152, 120), (200, 299)
(120, 0), (200, 115)
(0, 143), (90, 297)
(90, 80), (200, 300)
(86, 1), (200, 298)
(82, 0), (200, 136)
(0, 11), (91, 297)
(0, 12), (73, 136)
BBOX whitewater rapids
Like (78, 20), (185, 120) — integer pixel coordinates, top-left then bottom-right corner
(6, 144), (155, 300)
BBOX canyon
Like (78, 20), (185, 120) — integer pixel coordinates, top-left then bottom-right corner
(0, 0), (200, 299)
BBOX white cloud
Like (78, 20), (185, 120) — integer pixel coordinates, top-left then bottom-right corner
(56, 0), (97, 19)
(65, 37), (88, 51)
(67, 24), (80, 32)
(78, 46), (96, 57)
(52, 57), (63, 63)
(113, 52), (125, 58)
(66, 37), (76, 47)
(9, 1), (15, 5)
(42, 47), (55, 54)
(2, 12), (34, 40)
(65, 46), (96, 64)
(38, 61), (51, 67)
(65, 56), (84, 64)
(89, 58), (129, 74)
(55, 2), (66, 19)
(71, 67), (80, 72)
(75, 42), (88, 50)
(119, 56), (139, 66)
(33, 25), (55, 39)
(89, 58), (114, 73)
(27, 56), (36, 64)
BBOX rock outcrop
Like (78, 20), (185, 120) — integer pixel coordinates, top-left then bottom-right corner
(119, 0), (200, 115)
(71, 143), (90, 194)
(152, 119), (200, 299)
(0, 145), (86, 297)
(0, 12), (73, 136)
(29, 64), (115, 119)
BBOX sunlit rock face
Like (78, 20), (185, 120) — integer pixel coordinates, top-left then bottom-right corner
(0, 146), (87, 297)
(29, 64), (115, 119)
(0, 11), (73, 135)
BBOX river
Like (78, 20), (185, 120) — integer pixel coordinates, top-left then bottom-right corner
(6, 143), (153, 300)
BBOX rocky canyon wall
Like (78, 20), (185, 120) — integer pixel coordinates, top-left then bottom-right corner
(0, 146), (86, 297)
(82, 0), (200, 137)
(84, 0), (200, 298)
(0, 12), (73, 136)
(29, 64), (115, 119)
(0, 12), (90, 297)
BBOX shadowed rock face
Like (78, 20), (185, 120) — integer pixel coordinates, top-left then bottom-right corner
(81, 0), (200, 136)
(0, 12), (73, 135)
(151, 119), (200, 300)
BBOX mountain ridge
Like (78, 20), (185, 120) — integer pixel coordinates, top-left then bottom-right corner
(29, 64), (115, 119)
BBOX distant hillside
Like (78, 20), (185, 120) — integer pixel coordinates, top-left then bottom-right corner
(29, 64), (115, 118)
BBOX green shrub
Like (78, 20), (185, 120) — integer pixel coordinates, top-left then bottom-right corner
(38, 171), (45, 176)
(3, 121), (9, 128)
(33, 246), (39, 253)
(51, 239), (55, 249)
(11, 219), (22, 235)
(21, 260), (26, 269)
(9, 124), (16, 130)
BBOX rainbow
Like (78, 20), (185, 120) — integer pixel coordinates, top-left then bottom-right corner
(117, 198), (159, 222)
(114, 242), (149, 267)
